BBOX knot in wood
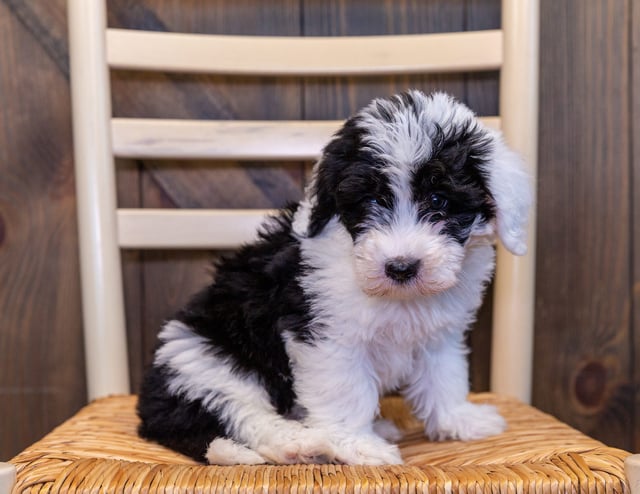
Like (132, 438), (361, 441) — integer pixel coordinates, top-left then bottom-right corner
(573, 361), (607, 409)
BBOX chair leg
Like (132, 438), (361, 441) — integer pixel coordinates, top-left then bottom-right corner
(625, 454), (640, 494)
(0, 462), (16, 494)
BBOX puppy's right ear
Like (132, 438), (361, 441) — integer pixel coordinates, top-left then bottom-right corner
(306, 119), (360, 237)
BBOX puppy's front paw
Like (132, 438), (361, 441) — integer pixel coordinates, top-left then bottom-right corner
(206, 438), (267, 465)
(425, 402), (506, 441)
(333, 434), (403, 465)
(255, 426), (336, 464)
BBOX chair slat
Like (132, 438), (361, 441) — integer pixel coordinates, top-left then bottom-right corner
(111, 117), (500, 160)
(107, 29), (502, 76)
(111, 119), (341, 160)
(117, 209), (272, 249)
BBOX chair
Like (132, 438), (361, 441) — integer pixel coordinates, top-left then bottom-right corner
(2, 0), (635, 492)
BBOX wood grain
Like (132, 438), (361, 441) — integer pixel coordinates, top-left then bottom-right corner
(0, 0), (86, 459)
(631, 0), (640, 453)
(301, 0), (468, 120)
(534, 0), (633, 450)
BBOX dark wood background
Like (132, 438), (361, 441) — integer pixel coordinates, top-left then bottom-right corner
(1, 0), (637, 459)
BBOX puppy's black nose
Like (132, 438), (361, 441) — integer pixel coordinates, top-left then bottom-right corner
(384, 257), (421, 282)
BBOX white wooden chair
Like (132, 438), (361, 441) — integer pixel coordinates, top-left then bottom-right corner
(79, 0), (538, 408)
(3, 1), (635, 493)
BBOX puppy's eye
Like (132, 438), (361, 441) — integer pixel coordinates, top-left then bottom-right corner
(370, 198), (379, 206)
(428, 193), (448, 211)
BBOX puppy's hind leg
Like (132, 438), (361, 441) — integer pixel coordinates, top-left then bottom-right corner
(202, 373), (336, 464)
(156, 320), (336, 464)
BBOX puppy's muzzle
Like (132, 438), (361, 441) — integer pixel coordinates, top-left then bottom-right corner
(384, 257), (421, 283)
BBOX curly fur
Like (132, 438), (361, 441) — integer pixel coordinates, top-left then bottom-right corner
(137, 90), (531, 465)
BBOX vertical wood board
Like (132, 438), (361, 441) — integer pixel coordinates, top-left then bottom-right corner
(0, 0), (86, 459)
(534, 0), (632, 450)
(631, 0), (640, 453)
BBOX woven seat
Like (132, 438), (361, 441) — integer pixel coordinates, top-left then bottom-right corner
(11, 393), (629, 493)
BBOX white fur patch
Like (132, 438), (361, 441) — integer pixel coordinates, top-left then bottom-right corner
(206, 438), (267, 465)
(358, 91), (475, 173)
(287, 210), (498, 462)
(293, 215), (495, 348)
(353, 219), (465, 299)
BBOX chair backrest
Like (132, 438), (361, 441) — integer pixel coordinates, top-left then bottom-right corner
(67, 0), (539, 403)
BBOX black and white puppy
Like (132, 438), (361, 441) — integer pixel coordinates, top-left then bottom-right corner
(137, 90), (531, 466)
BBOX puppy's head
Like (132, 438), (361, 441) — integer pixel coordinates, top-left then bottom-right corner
(304, 90), (531, 299)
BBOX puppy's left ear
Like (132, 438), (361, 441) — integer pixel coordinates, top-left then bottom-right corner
(483, 132), (533, 256)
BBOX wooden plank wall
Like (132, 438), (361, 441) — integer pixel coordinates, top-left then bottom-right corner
(0, 0), (87, 461)
(633, 0), (640, 452)
(0, 0), (637, 459)
(534, 0), (634, 449)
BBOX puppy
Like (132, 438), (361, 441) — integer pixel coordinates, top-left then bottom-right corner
(137, 90), (531, 466)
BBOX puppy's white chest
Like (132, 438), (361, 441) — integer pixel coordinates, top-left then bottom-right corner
(366, 338), (418, 392)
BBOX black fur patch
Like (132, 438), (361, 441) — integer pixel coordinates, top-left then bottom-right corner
(411, 122), (496, 244)
(308, 117), (395, 239)
(175, 206), (313, 411)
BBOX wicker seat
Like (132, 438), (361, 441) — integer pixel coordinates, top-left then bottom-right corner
(10, 394), (630, 493)
(3, 0), (636, 493)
